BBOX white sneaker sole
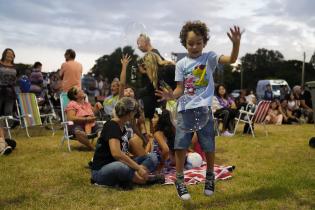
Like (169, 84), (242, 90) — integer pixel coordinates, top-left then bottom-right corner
(204, 190), (214, 196)
(178, 193), (191, 200)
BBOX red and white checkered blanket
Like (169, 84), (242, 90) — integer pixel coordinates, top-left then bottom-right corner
(163, 163), (234, 185)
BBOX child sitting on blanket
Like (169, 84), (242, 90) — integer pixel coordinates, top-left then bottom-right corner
(265, 100), (283, 125)
(145, 108), (175, 173)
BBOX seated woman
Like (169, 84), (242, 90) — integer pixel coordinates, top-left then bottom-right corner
(65, 87), (103, 150)
(91, 97), (161, 188)
(213, 84), (238, 137)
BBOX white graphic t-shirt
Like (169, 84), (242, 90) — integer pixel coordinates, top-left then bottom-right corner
(175, 51), (221, 112)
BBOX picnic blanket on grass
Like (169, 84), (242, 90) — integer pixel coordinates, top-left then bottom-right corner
(163, 163), (235, 185)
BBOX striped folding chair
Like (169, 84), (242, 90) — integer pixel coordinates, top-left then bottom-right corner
(234, 100), (271, 137)
(16, 93), (55, 137)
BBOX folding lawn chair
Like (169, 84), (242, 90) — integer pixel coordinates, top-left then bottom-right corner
(233, 100), (271, 137)
(59, 92), (104, 152)
(16, 93), (55, 137)
(0, 116), (20, 139)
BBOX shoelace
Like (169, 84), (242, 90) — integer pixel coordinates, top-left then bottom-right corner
(205, 179), (214, 190)
(177, 183), (188, 194)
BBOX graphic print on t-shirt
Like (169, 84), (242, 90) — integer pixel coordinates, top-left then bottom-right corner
(184, 64), (209, 96)
(121, 126), (131, 153)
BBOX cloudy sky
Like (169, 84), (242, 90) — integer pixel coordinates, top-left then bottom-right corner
(0, 0), (314, 73)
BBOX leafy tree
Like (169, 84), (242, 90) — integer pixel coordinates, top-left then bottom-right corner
(91, 47), (315, 94)
(213, 64), (240, 92)
(91, 46), (139, 86)
(15, 63), (32, 77)
(240, 48), (285, 90)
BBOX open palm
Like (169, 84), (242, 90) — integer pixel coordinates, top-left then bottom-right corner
(227, 26), (243, 45)
(121, 54), (131, 66)
(155, 88), (173, 102)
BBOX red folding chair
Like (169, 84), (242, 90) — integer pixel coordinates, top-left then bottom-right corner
(234, 100), (271, 137)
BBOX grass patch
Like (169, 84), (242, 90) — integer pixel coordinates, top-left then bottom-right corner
(1, 124), (315, 209)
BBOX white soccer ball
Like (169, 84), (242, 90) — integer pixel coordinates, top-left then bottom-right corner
(185, 152), (203, 169)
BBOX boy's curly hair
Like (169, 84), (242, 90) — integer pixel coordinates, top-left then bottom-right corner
(179, 21), (210, 48)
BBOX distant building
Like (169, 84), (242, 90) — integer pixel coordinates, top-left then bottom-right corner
(171, 52), (187, 62)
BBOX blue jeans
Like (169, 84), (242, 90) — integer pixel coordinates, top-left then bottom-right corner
(175, 107), (215, 152)
(91, 153), (158, 186)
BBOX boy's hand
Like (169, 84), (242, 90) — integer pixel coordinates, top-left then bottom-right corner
(155, 87), (174, 102)
(121, 54), (132, 67)
(227, 26), (243, 45)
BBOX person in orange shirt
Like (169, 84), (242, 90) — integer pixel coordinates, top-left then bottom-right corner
(60, 49), (83, 92)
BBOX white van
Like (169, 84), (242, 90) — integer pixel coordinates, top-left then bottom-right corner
(256, 79), (290, 100)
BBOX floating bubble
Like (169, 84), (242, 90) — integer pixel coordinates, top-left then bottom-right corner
(122, 21), (147, 51)
(178, 106), (211, 133)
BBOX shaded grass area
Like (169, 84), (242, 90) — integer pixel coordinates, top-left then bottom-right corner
(1, 124), (315, 209)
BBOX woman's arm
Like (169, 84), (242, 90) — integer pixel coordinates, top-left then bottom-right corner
(119, 55), (132, 99)
(278, 106), (288, 120)
(300, 99), (313, 112)
(66, 109), (96, 123)
(137, 113), (148, 135)
(153, 131), (170, 172)
(129, 117), (147, 145)
(228, 97), (237, 109)
(91, 102), (103, 114)
(154, 131), (170, 161)
(286, 109), (296, 119)
(145, 137), (153, 154)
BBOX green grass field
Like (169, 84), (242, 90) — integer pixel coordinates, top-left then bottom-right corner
(1, 124), (315, 210)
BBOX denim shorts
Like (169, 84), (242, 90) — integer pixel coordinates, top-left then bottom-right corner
(68, 123), (102, 136)
(174, 107), (215, 152)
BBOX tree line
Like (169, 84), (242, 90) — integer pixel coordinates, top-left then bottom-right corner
(15, 47), (315, 93)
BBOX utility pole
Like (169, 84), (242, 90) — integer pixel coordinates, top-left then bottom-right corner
(231, 60), (242, 89)
(240, 66), (243, 90)
(302, 52), (306, 86)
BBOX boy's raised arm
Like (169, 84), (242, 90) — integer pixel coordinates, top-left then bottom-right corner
(219, 26), (243, 64)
